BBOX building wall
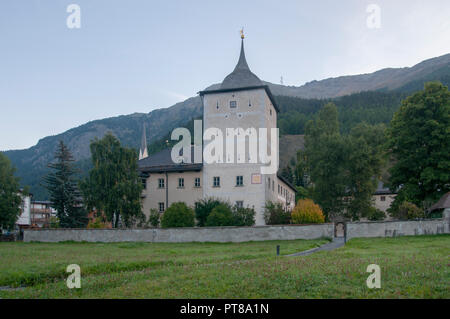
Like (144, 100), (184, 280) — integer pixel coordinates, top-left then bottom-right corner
(373, 194), (396, 216)
(202, 164), (267, 225)
(30, 202), (56, 228)
(141, 171), (203, 218)
(16, 195), (31, 226)
(265, 176), (295, 210)
(202, 88), (286, 225)
(276, 177), (296, 211)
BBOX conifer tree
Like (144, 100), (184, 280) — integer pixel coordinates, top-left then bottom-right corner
(43, 141), (87, 228)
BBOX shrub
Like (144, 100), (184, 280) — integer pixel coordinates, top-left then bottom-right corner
(232, 207), (256, 226)
(194, 197), (223, 227)
(366, 207), (386, 221)
(396, 201), (425, 220)
(48, 216), (60, 228)
(205, 204), (234, 226)
(161, 202), (195, 228)
(148, 208), (160, 227)
(291, 199), (325, 224)
(295, 186), (310, 202)
(264, 201), (291, 225)
(87, 217), (106, 229)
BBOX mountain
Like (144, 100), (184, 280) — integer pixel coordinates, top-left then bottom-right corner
(4, 97), (203, 199)
(265, 53), (450, 98)
(3, 53), (450, 200)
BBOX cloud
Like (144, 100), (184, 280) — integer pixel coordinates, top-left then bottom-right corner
(161, 90), (190, 102)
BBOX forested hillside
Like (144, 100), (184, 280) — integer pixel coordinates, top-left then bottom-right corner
(276, 90), (406, 135)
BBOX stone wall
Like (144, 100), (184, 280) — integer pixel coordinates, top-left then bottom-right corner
(23, 210), (450, 243)
(24, 224), (334, 243)
(346, 216), (449, 240)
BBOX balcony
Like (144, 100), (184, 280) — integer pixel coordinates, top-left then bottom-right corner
(32, 218), (50, 223)
(31, 208), (53, 214)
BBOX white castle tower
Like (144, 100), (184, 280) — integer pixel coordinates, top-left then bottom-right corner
(199, 31), (286, 225)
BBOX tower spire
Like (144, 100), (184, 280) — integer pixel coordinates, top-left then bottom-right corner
(139, 122), (148, 160)
(219, 30), (262, 89)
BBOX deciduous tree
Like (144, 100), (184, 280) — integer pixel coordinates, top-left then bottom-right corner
(0, 153), (23, 231)
(344, 123), (386, 220)
(304, 103), (347, 219)
(387, 82), (450, 210)
(81, 133), (143, 228)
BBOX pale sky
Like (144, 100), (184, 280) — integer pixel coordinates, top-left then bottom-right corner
(1, 0), (450, 150)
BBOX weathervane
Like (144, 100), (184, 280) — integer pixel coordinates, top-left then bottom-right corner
(240, 27), (244, 39)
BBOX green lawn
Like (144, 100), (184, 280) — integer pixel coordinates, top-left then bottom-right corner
(0, 235), (448, 298)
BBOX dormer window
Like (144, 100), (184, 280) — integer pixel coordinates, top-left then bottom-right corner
(230, 101), (237, 108)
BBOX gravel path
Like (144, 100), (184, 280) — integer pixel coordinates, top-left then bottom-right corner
(287, 237), (346, 257)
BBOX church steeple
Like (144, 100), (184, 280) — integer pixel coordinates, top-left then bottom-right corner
(139, 123), (148, 160)
(220, 31), (262, 90)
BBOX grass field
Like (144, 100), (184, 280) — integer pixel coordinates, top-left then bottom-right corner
(0, 235), (448, 298)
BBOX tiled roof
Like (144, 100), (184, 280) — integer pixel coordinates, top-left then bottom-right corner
(138, 147), (202, 173)
(374, 181), (396, 195)
(429, 192), (450, 211)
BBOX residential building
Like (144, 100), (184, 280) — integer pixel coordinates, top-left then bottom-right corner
(30, 201), (57, 228)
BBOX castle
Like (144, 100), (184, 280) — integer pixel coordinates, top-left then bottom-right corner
(138, 34), (296, 225)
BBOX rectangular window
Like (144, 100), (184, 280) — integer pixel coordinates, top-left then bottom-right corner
(178, 178), (184, 188)
(141, 178), (147, 189)
(380, 196), (386, 202)
(236, 201), (244, 209)
(158, 178), (165, 189)
(194, 177), (201, 188)
(230, 100), (237, 108)
(236, 175), (243, 186)
(213, 176), (220, 187)
(158, 202), (165, 212)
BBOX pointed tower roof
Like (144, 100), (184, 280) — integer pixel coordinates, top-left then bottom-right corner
(220, 38), (262, 90)
(198, 32), (279, 113)
(139, 123), (148, 160)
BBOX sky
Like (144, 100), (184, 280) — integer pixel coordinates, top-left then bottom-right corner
(1, 0), (450, 151)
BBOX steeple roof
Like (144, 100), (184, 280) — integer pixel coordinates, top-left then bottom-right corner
(220, 39), (262, 90)
(198, 35), (280, 113)
(139, 123), (148, 160)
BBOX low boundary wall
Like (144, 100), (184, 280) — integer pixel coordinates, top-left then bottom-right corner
(23, 211), (450, 243)
(346, 217), (449, 240)
(24, 224), (334, 243)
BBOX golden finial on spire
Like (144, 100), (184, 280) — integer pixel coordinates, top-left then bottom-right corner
(240, 27), (244, 39)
